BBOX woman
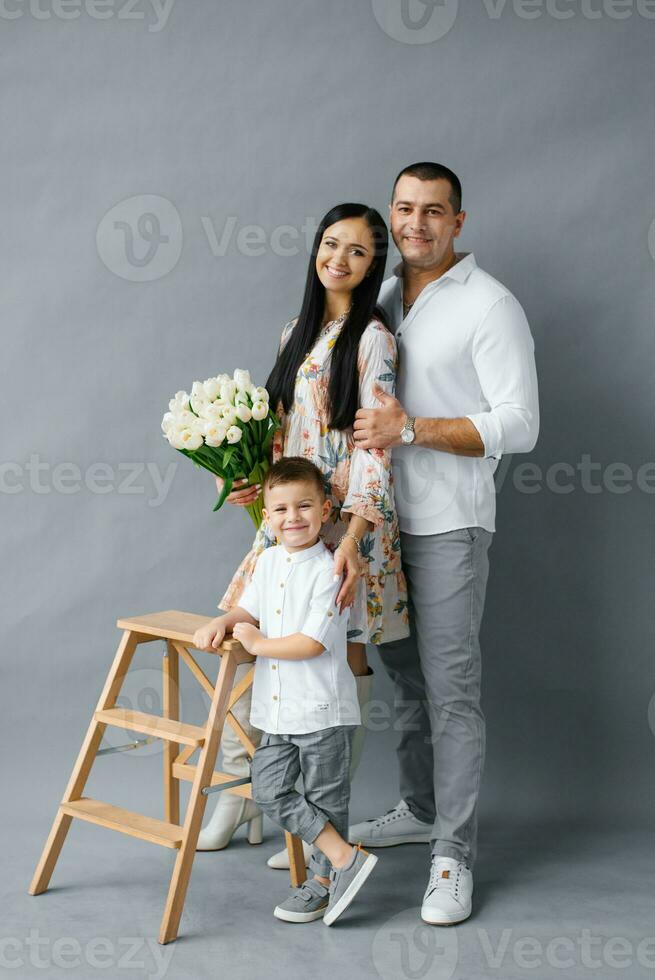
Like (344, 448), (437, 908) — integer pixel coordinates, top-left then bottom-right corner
(198, 203), (410, 865)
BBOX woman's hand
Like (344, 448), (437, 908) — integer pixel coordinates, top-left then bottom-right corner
(215, 474), (262, 507)
(233, 622), (263, 655)
(333, 536), (361, 612)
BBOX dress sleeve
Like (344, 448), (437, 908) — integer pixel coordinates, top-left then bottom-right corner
(340, 321), (397, 529)
(236, 554), (262, 621)
(278, 317), (298, 356)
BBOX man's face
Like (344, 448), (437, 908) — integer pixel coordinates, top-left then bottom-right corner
(390, 175), (465, 270)
(262, 479), (331, 551)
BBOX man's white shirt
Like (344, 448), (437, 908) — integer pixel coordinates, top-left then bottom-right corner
(378, 252), (539, 535)
(237, 539), (360, 734)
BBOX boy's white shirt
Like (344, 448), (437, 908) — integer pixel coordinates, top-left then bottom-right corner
(237, 539), (361, 734)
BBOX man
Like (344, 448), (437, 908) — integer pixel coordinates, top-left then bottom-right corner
(349, 162), (539, 925)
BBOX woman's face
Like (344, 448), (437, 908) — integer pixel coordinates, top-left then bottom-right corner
(315, 217), (376, 296)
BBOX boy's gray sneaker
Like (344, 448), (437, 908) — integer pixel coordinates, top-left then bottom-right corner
(323, 844), (378, 926)
(273, 878), (329, 923)
(348, 799), (433, 847)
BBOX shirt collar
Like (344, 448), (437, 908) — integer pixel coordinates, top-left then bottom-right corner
(392, 251), (476, 286)
(280, 539), (327, 563)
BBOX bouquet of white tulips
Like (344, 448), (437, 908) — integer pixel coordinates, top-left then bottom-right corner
(161, 368), (279, 528)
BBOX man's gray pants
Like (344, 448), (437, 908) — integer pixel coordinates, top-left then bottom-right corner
(377, 526), (492, 870)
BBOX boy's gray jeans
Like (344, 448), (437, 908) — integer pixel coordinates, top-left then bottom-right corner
(251, 725), (358, 878)
(376, 526), (492, 870)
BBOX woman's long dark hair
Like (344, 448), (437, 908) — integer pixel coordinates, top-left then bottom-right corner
(265, 203), (389, 431)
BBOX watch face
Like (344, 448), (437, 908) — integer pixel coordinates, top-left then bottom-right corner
(401, 428), (414, 444)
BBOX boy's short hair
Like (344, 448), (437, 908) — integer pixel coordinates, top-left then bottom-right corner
(262, 456), (326, 500)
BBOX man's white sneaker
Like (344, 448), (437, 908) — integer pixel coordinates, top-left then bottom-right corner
(348, 800), (433, 848)
(421, 856), (473, 925)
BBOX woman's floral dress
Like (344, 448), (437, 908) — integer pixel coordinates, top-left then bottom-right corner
(218, 315), (410, 645)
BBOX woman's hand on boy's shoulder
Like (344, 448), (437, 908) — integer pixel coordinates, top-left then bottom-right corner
(333, 542), (359, 612)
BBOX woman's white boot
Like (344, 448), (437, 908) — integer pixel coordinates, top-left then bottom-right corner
(196, 662), (263, 851)
(196, 792), (263, 851)
(266, 669), (374, 869)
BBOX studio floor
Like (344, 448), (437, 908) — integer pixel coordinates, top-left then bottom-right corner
(7, 810), (654, 980)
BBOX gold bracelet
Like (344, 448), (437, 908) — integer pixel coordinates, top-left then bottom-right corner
(337, 530), (361, 552)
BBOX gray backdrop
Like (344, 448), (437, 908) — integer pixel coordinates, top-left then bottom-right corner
(3, 2), (655, 977)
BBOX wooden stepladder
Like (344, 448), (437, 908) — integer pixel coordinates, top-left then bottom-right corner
(29, 610), (308, 944)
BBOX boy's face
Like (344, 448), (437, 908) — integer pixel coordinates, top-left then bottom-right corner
(262, 479), (331, 552)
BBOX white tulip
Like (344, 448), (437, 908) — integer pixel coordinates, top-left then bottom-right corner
(233, 369), (251, 391)
(175, 409), (197, 427)
(161, 412), (176, 433)
(204, 422), (227, 447)
(220, 381), (237, 404)
(236, 404), (252, 423)
(190, 381), (210, 413)
(234, 390), (250, 406)
(169, 425), (203, 451)
(226, 425), (243, 444)
(251, 400), (268, 421)
(169, 391), (190, 413)
(203, 378), (221, 400)
(221, 405), (238, 425)
(252, 386), (269, 403)
(199, 401), (224, 422)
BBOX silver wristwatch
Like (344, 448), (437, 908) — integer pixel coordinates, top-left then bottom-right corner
(400, 415), (416, 444)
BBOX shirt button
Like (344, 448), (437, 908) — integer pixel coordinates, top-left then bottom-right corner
(286, 557), (291, 563)
(272, 695), (278, 700)
(327, 611), (333, 617)
(271, 664), (277, 670)
(280, 582), (284, 587)
(275, 609), (281, 614)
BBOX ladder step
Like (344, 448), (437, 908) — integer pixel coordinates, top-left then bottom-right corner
(60, 798), (184, 848)
(95, 708), (205, 746)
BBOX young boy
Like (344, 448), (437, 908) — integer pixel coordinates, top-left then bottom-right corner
(194, 456), (377, 924)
